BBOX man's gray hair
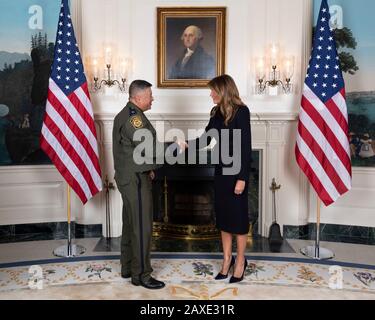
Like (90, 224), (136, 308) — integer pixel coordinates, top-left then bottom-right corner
(181, 25), (203, 41)
(129, 80), (152, 98)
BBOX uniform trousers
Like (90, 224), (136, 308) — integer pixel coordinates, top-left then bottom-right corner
(117, 172), (153, 282)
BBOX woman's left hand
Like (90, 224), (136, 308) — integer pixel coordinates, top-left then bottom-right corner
(149, 170), (155, 180)
(234, 180), (246, 195)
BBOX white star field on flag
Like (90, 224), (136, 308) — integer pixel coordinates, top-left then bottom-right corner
(50, 1), (86, 95)
(304, 3), (344, 103)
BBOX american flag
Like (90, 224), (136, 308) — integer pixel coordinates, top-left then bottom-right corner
(295, 0), (351, 206)
(40, 0), (102, 204)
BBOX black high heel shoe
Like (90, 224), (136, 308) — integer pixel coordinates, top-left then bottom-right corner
(229, 259), (248, 283)
(214, 256), (235, 280)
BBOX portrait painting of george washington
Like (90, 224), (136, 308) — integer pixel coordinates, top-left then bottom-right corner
(157, 7), (226, 88)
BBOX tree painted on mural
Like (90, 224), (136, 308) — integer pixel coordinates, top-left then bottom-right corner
(0, 34), (54, 165)
(333, 27), (359, 75)
(313, 26), (359, 75)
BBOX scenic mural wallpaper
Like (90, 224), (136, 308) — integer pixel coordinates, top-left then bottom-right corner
(0, 0), (60, 165)
(314, 0), (375, 167)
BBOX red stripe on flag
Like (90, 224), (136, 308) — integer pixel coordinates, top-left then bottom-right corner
(68, 89), (98, 139)
(295, 145), (334, 206)
(325, 96), (349, 136)
(44, 114), (99, 196)
(47, 89), (101, 176)
(298, 121), (348, 195)
(81, 82), (92, 106)
(301, 95), (351, 175)
(340, 88), (346, 97)
(40, 136), (88, 204)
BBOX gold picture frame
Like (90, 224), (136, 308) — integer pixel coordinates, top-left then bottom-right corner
(157, 7), (226, 88)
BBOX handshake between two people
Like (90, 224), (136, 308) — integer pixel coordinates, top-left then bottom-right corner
(170, 139), (245, 195)
(148, 139), (188, 181)
(149, 139), (245, 195)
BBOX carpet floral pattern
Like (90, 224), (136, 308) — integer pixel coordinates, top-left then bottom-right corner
(0, 258), (374, 296)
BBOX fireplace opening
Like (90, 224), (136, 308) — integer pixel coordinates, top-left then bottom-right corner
(152, 151), (260, 239)
(169, 181), (214, 225)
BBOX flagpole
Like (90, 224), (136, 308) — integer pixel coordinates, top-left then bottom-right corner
(67, 184), (71, 256)
(315, 197), (321, 258)
(300, 194), (334, 260)
(53, 184), (86, 257)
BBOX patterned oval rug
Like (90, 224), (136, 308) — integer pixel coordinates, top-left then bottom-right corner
(0, 255), (374, 299)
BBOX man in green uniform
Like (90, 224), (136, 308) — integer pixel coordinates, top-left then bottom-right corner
(113, 80), (186, 289)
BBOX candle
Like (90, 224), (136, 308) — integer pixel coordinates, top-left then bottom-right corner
(270, 44), (278, 67)
(120, 59), (128, 79)
(256, 57), (265, 80)
(92, 59), (98, 78)
(105, 47), (112, 66)
(283, 56), (294, 79)
(120, 58), (132, 79)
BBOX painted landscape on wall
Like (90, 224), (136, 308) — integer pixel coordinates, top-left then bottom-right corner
(314, 0), (375, 167)
(0, 1), (60, 165)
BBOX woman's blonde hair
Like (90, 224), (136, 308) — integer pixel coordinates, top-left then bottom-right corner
(208, 74), (245, 126)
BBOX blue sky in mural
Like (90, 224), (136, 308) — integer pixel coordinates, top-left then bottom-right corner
(314, 0), (375, 92)
(0, 0), (60, 54)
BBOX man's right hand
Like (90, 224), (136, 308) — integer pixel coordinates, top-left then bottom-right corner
(176, 139), (189, 153)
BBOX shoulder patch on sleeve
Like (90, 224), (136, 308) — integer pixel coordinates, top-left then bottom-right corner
(130, 115), (143, 129)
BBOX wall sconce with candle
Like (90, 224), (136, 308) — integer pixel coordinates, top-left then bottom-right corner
(256, 44), (294, 95)
(91, 47), (131, 93)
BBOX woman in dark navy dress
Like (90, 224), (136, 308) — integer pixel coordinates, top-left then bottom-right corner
(189, 75), (252, 283)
